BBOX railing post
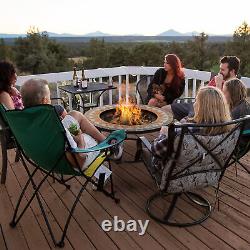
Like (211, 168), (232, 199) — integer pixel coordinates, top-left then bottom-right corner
(118, 75), (122, 101)
(126, 74), (129, 103)
(67, 93), (73, 110)
(99, 77), (103, 106)
(56, 82), (61, 105)
(201, 80), (205, 88)
(109, 76), (113, 105)
(136, 75), (140, 104)
(88, 78), (93, 104)
(192, 78), (197, 98)
(184, 78), (189, 98)
(79, 96), (84, 113)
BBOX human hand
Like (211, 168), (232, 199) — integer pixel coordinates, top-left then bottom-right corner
(72, 131), (85, 148)
(155, 93), (165, 102)
(214, 73), (224, 89)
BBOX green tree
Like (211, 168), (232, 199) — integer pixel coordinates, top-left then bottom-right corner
(0, 39), (13, 61)
(234, 21), (250, 41)
(226, 21), (250, 76)
(108, 46), (130, 67)
(130, 43), (164, 66)
(84, 39), (109, 69)
(184, 32), (209, 70)
(14, 27), (71, 74)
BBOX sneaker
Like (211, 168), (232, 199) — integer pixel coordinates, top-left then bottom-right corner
(111, 142), (124, 161)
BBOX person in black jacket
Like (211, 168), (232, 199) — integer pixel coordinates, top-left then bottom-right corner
(147, 54), (185, 107)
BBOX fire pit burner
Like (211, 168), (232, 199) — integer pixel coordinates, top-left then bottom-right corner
(85, 105), (173, 134)
(100, 108), (157, 125)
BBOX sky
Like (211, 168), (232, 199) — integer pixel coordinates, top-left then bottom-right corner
(1, 0), (250, 35)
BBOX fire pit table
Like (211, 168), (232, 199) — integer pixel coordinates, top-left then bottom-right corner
(85, 104), (173, 161)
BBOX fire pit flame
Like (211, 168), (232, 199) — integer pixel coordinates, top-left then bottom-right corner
(113, 99), (144, 125)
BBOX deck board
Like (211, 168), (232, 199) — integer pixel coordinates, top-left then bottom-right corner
(0, 139), (250, 250)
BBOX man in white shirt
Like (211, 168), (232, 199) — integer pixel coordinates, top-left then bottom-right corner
(21, 78), (108, 170)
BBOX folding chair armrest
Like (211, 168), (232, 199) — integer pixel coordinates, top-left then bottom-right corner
(139, 136), (152, 152)
(71, 130), (126, 153)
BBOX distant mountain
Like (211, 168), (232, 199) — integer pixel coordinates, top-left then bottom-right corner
(83, 31), (112, 37)
(0, 33), (26, 38)
(158, 29), (182, 36)
(46, 32), (79, 37)
(0, 29), (232, 39)
(0, 32), (78, 38)
(158, 29), (199, 36)
(158, 29), (232, 36)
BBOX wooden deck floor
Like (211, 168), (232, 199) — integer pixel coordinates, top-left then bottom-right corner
(0, 135), (250, 250)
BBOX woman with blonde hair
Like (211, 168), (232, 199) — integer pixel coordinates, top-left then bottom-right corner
(187, 86), (232, 135)
(152, 86), (233, 158)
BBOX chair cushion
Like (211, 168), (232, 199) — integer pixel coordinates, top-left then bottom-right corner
(160, 129), (240, 192)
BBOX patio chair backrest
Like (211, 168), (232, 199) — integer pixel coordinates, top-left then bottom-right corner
(0, 104), (77, 175)
(160, 117), (250, 192)
(136, 75), (153, 104)
(174, 97), (196, 104)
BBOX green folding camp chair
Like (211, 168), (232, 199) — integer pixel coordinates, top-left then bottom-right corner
(0, 104), (126, 248)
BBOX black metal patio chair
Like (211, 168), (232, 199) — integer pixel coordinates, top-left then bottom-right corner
(230, 130), (250, 174)
(139, 116), (250, 227)
(136, 75), (154, 104)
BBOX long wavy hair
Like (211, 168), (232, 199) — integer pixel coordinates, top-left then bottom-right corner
(0, 61), (16, 94)
(165, 54), (185, 94)
(224, 78), (247, 110)
(191, 86), (232, 135)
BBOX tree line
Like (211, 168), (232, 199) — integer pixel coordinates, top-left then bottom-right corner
(0, 22), (249, 77)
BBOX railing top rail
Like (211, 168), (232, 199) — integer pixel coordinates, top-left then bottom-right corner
(15, 66), (250, 87)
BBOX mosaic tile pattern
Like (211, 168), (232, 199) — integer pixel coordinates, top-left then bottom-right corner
(85, 105), (173, 134)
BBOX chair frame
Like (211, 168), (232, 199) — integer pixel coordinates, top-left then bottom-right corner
(136, 75), (153, 105)
(139, 116), (250, 227)
(1, 105), (125, 248)
(0, 117), (20, 184)
(0, 99), (66, 185)
(229, 134), (250, 174)
(10, 144), (119, 247)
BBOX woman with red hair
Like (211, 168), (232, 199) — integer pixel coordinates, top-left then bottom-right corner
(147, 54), (185, 107)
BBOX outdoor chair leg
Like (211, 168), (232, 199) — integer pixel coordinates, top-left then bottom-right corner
(163, 194), (179, 220)
(22, 159), (57, 246)
(15, 149), (20, 163)
(134, 138), (143, 162)
(107, 159), (120, 203)
(57, 179), (89, 248)
(234, 162), (238, 177)
(1, 134), (8, 184)
(146, 191), (212, 227)
(237, 160), (250, 174)
(10, 155), (56, 228)
(9, 166), (39, 227)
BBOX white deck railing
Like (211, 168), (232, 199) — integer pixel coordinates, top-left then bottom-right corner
(16, 66), (250, 109)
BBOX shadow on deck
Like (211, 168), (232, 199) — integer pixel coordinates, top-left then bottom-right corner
(0, 135), (250, 250)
